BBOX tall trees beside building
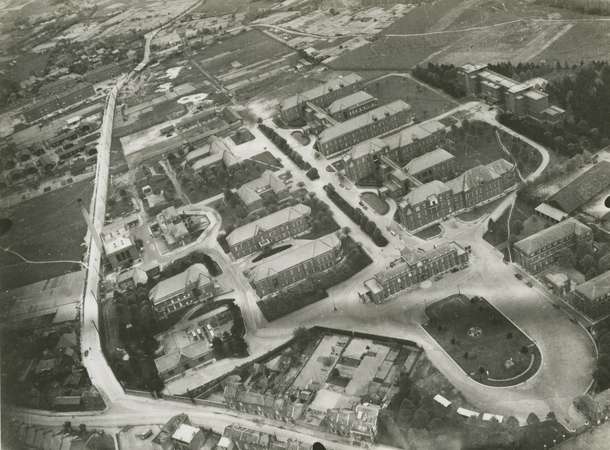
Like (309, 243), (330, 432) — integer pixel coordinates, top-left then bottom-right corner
(412, 63), (466, 98)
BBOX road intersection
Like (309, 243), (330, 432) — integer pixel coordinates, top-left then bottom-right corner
(9, 20), (594, 450)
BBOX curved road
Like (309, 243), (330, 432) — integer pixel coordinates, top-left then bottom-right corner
(9, 14), (589, 446)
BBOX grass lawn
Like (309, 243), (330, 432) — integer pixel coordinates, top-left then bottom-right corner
(363, 74), (457, 122)
(361, 192), (389, 215)
(450, 121), (506, 170)
(0, 179), (93, 290)
(415, 223), (442, 240)
(424, 295), (540, 386)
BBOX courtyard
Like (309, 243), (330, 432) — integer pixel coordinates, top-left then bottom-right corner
(424, 294), (541, 387)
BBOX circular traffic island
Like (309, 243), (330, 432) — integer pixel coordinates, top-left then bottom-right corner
(424, 294), (541, 387)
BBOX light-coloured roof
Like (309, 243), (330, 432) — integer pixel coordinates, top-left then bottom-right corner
(249, 233), (340, 283)
(172, 424), (200, 443)
(401, 180), (451, 206)
(404, 148), (454, 175)
(149, 263), (211, 305)
(186, 145), (211, 164)
(318, 100), (411, 144)
(433, 394), (452, 407)
(191, 151), (223, 172)
(524, 89), (547, 101)
(0, 270), (84, 324)
(382, 119), (447, 151)
(513, 217), (591, 256)
(280, 73), (362, 111)
(446, 159), (512, 194)
(535, 203), (568, 222)
(575, 270), (610, 301)
(327, 91), (375, 114)
(236, 185), (261, 206)
(460, 63), (487, 74)
(345, 137), (387, 161)
(226, 204), (311, 246)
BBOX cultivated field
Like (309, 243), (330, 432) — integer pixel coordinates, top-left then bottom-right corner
(0, 179), (92, 290)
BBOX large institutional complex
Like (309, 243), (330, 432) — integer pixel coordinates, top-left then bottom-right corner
(248, 233), (343, 297)
(397, 159), (517, 231)
(513, 218), (592, 273)
(279, 73), (363, 122)
(362, 242), (469, 303)
(316, 100), (413, 156)
(459, 63), (565, 123)
(226, 204), (311, 259)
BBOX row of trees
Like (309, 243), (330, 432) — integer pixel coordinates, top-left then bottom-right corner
(593, 320), (610, 391)
(323, 184), (389, 247)
(258, 124), (312, 171)
(412, 63), (466, 98)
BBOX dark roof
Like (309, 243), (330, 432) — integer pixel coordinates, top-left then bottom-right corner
(549, 161), (610, 213)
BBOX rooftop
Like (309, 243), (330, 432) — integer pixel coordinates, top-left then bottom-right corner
(460, 63), (487, 74)
(280, 73), (362, 111)
(0, 271), (84, 324)
(549, 161), (610, 213)
(446, 159), (513, 194)
(248, 233), (341, 283)
(382, 119), (447, 151)
(513, 217), (591, 256)
(148, 263), (211, 305)
(226, 204), (311, 247)
(172, 424), (200, 444)
(575, 270), (610, 301)
(327, 91), (375, 115)
(318, 100), (412, 144)
(535, 203), (568, 222)
(401, 180), (451, 206)
(345, 137), (388, 161)
(404, 147), (454, 175)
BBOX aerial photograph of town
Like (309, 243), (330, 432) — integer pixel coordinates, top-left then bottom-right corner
(0, 0), (609, 448)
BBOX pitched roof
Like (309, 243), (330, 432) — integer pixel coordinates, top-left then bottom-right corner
(549, 161), (610, 213)
(149, 264), (211, 305)
(318, 100), (411, 144)
(280, 74), (362, 111)
(249, 233), (341, 283)
(404, 148), (454, 175)
(401, 180), (451, 206)
(534, 203), (568, 222)
(446, 159), (512, 194)
(345, 137), (387, 161)
(513, 217), (591, 256)
(575, 270), (610, 301)
(327, 91), (375, 114)
(227, 204), (311, 247)
(382, 119), (447, 151)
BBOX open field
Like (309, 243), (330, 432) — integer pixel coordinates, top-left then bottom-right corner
(537, 22), (610, 63)
(364, 74), (457, 121)
(425, 295), (541, 386)
(0, 179), (93, 290)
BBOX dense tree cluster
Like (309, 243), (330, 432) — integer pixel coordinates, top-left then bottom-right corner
(323, 184), (389, 247)
(593, 320), (610, 391)
(535, 0), (610, 15)
(412, 63), (466, 98)
(258, 124), (312, 171)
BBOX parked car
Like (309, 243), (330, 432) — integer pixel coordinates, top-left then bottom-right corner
(138, 430), (153, 440)
(514, 273), (523, 280)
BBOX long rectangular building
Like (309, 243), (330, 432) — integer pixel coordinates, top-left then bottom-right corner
(316, 100), (413, 156)
(343, 119), (449, 183)
(248, 233), (342, 297)
(226, 204), (311, 259)
(363, 242), (468, 303)
(279, 74), (363, 122)
(398, 159), (516, 231)
(513, 218), (592, 273)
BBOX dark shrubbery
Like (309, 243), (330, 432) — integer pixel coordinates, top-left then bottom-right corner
(258, 124), (312, 171)
(323, 184), (388, 247)
(412, 63), (466, 98)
